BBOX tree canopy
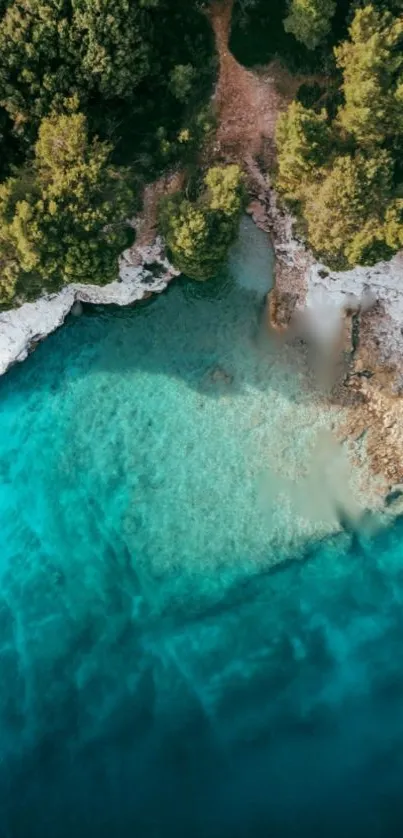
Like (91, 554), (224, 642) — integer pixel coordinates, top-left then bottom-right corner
(335, 5), (403, 146)
(0, 108), (133, 305)
(0, 0), (215, 143)
(304, 150), (394, 266)
(159, 165), (244, 280)
(284, 0), (336, 50)
(0, 0), (217, 305)
(275, 101), (331, 202)
(275, 3), (403, 268)
(73, 0), (152, 99)
(0, 0), (76, 131)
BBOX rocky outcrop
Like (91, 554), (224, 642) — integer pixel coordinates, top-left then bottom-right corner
(0, 238), (179, 376)
(249, 188), (403, 367)
(248, 185), (403, 489)
(267, 286), (298, 333)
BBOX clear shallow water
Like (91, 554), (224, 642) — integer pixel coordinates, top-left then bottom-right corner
(1, 227), (403, 835)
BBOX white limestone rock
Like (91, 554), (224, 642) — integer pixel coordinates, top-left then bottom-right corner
(306, 253), (403, 362)
(0, 237), (179, 376)
(261, 188), (403, 364)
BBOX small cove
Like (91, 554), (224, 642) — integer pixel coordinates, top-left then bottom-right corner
(1, 219), (403, 835)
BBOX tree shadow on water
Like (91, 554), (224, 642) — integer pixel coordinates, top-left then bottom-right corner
(0, 267), (310, 409)
(83, 272), (305, 400)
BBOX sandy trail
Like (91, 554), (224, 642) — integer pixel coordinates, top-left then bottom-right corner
(210, 0), (283, 163)
(209, 0), (322, 168)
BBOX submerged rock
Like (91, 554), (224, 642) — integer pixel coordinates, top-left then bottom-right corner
(385, 486), (403, 508)
(267, 286), (298, 333)
(71, 301), (83, 317)
(210, 366), (233, 386)
(201, 366), (234, 392)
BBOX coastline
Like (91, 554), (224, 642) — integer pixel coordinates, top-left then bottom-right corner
(1, 0), (403, 499)
(205, 0), (403, 492)
(247, 181), (403, 491)
(1, 181), (403, 501)
(0, 237), (179, 377)
(1, 169), (403, 504)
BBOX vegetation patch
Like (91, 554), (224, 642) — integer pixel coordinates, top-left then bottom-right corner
(0, 0), (402, 305)
(0, 0), (218, 306)
(275, 3), (403, 268)
(159, 164), (245, 280)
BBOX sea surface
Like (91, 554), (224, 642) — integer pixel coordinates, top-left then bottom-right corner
(1, 219), (403, 836)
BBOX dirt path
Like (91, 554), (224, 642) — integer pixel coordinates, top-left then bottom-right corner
(133, 1), (312, 246)
(210, 0), (314, 169)
(133, 1), (310, 248)
(132, 0), (282, 248)
(134, 170), (185, 248)
(209, 0), (325, 173)
(210, 0), (282, 164)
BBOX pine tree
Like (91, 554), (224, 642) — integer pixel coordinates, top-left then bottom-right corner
(335, 5), (403, 146)
(159, 165), (244, 280)
(0, 107), (134, 305)
(304, 151), (394, 267)
(283, 0), (336, 50)
(275, 101), (331, 202)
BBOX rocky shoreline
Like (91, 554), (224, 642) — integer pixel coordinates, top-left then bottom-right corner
(0, 237), (179, 377)
(247, 182), (403, 492)
(2, 177), (403, 499)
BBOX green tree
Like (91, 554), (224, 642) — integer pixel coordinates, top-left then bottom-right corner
(169, 64), (196, 103)
(159, 164), (244, 280)
(335, 5), (403, 146)
(283, 0), (336, 50)
(0, 0), (157, 131)
(275, 4), (403, 268)
(72, 0), (151, 99)
(304, 150), (394, 266)
(204, 164), (245, 215)
(275, 101), (332, 201)
(0, 0), (11, 15)
(0, 0), (76, 131)
(0, 108), (133, 305)
(384, 200), (403, 250)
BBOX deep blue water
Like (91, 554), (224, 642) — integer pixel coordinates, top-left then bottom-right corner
(1, 243), (403, 836)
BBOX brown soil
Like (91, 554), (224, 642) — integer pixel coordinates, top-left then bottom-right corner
(134, 0), (318, 248)
(209, 0), (323, 168)
(210, 0), (283, 163)
(134, 170), (185, 248)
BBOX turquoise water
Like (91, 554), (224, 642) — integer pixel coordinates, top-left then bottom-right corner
(1, 227), (403, 835)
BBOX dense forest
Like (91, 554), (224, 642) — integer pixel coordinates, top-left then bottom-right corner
(0, 0), (402, 307)
(0, 0), (221, 306)
(273, 1), (403, 268)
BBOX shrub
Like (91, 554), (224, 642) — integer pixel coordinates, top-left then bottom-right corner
(159, 164), (244, 280)
(0, 108), (134, 306)
(275, 101), (331, 202)
(284, 0), (337, 50)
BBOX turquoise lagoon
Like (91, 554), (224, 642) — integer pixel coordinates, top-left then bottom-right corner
(1, 220), (403, 835)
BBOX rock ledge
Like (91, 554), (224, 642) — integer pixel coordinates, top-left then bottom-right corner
(247, 184), (403, 488)
(0, 237), (179, 376)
